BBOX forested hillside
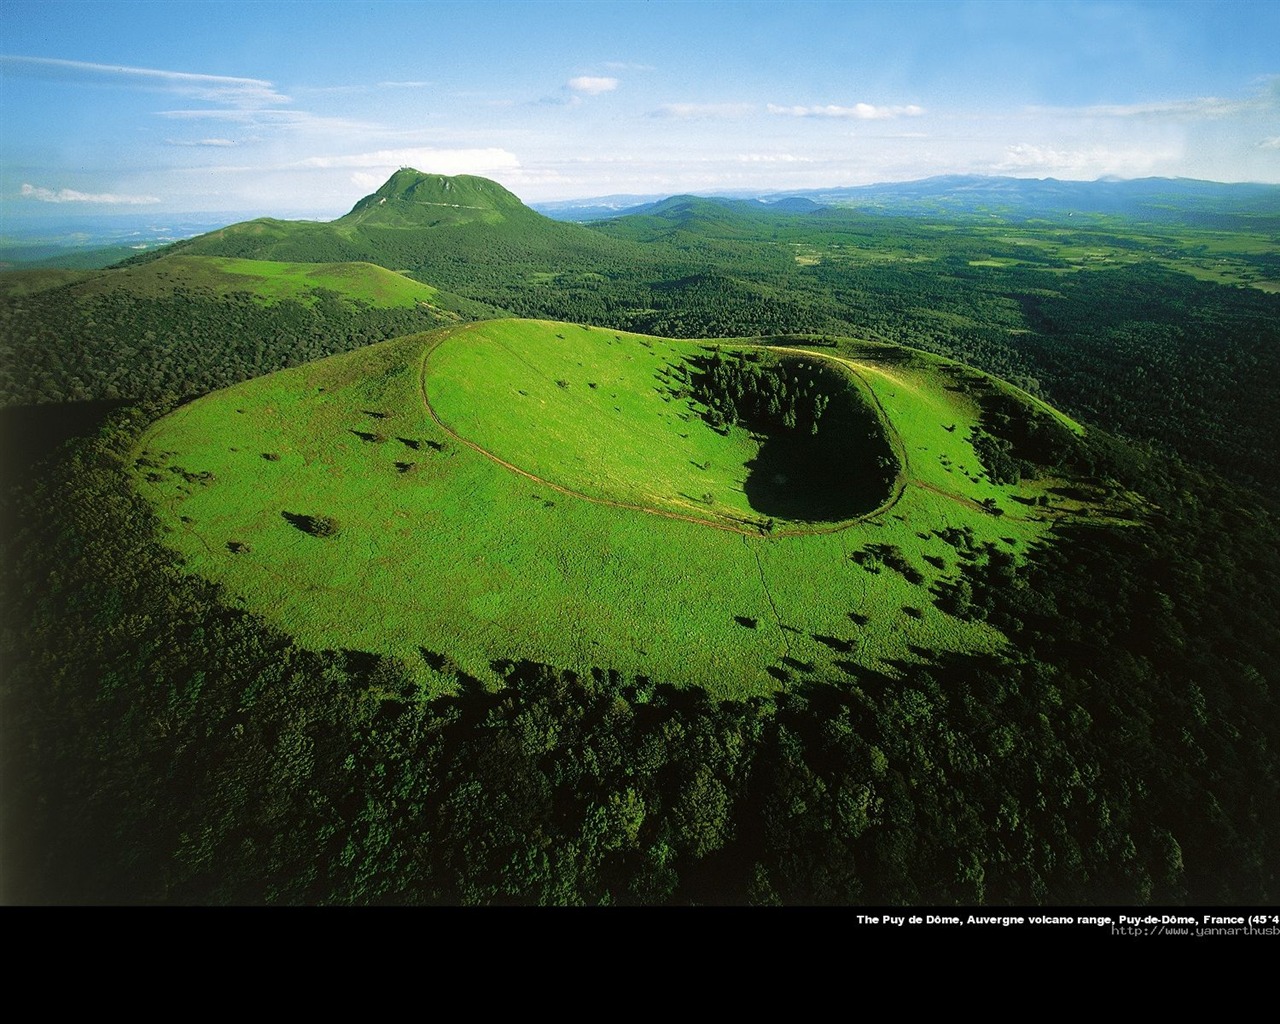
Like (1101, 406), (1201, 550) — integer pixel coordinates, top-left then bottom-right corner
(0, 259), (498, 407)
(4, 405), (1276, 903)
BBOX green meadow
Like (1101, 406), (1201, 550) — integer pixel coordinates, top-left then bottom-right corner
(133, 318), (1111, 699)
(787, 221), (1280, 293)
(69, 254), (449, 308)
(977, 225), (1280, 291)
(425, 320), (903, 531)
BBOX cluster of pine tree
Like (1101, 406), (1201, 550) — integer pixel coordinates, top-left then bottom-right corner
(693, 350), (832, 436)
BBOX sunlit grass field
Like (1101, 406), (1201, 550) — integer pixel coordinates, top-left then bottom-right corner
(798, 221), (1279, 293)
(134, 318), (1105, 698)
(64, 254), (448, 307)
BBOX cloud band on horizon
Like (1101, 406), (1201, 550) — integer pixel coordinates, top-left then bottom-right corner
(20, 182), (161, 204)
(768, 103), (925, 119)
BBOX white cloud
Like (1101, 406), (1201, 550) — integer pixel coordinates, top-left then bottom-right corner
(1032, 81), (1278, 123)
(1032, 97), (1259, 120)
(301, 147), (521, 175)
(993, 144), (1077, 171)
(768, 102), (924, 119)
(156, 109), (282, 121)
(650, 103), (755, 119)
(155, 108), (379, 138)
(1258, 136), (1280, 149)
(0, 55), (288, 107)
(736, 153), (812, 163)
(20, 182), (161, 204)
(533, 93), (583, 107)
(166, 137), (239, 147)
(991, 143), (1178, 177)
(567, 76), (618, 95)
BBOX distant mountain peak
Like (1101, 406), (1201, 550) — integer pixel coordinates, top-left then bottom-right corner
(341, 169), (533, 226)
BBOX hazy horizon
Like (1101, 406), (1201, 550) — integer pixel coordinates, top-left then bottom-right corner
(5, 169), (1279, 240)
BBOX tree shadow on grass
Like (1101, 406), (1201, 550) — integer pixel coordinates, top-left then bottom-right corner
(282, 511), (339, 537)
(417, 648), (486, 694)
(813, 633), (854, 653)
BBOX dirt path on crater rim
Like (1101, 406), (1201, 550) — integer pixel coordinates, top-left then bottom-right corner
(413, 333), (982, 539)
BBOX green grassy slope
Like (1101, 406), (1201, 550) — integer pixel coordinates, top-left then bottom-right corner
(424, 320), (901, 531)
(64, 254), (448, 308)
(132, 319), (1122, 699)
(426, 320), (772, 529)
(1, 252), (478, 312)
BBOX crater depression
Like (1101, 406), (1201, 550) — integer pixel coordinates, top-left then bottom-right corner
(424, 321), (899, 531)
(132, 317), (1103, 696)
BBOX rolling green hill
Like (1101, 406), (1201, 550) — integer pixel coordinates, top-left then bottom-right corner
(132, 318), (1121, 699)
(153, 172), (542, 262)
(18, 254), (452, 308)
(598, 195), (804, 240)
(137, 169), (648, 297)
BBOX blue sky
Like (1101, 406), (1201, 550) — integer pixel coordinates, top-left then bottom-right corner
(2, 0), (1278, 219)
